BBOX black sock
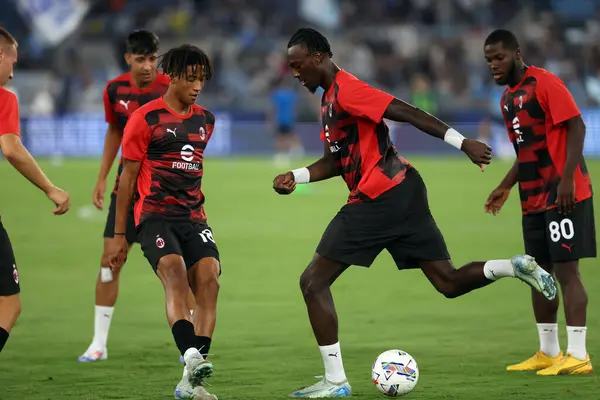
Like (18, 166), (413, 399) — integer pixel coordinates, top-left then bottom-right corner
(172, 320), (197, 357)
(196, 336), (211, 359)
(0, 327), (9, 353)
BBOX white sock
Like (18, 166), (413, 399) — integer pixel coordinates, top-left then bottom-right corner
(182, 365), (188, 379)
(483, 260), (515, 280)
(537, 323), (560, 357)
(189, 309), (194, 316)
(92, 305), (114, 350)
(566, 326), (587, 360)
(319, 342), (347, 383)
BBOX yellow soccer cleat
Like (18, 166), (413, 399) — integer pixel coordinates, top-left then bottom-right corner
(536, 354), (593, 376)
(506, 351), (563, 371)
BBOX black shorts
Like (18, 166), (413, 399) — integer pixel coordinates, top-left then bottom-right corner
(316, 168), (450, 269)
(103, 193), (138, 244)
(138, 218), (220, 272)
(522, 198), (597, 264)
(0, 221), (20, 296)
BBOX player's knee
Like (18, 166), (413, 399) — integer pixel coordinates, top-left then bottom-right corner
(197, 269), (220, 292)
(299, 268), (325, 299)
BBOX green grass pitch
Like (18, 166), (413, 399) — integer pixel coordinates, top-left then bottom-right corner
(0, 157), (598, 399)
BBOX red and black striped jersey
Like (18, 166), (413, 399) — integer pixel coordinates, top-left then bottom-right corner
(500, 66), (592, 215)
(103, 72), (170, 194)
(320, 70), (411, 203)
(122, 97), (215, 226)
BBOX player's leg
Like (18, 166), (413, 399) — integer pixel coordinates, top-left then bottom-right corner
(537, 199), (595, 375)
(175, 223), (220, 400)
(79, 195), (136, 362)
(188, 257), (220, 359)
(138, 219), (212, 394)
(386, 170), (556, 300)
(506, 212), (563, 371)
(291, 204), (385, 398)
(289, 253), (351, 398)
(0, 221), (21, 353)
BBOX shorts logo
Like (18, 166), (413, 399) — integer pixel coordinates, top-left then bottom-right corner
(156, 235), (165, 249)
(12, 264), (18, 284)
(561, 243), (574, 253)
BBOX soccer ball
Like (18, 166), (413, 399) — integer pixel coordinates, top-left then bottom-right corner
(371, 350), (419, 397)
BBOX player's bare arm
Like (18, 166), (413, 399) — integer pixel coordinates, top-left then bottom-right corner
(109, 158), (141, 269)
(0, 133), (70, 215)
(94, 122), (122, 210)
(383, 98), (491, 169)
(485, 160), (518, 215)
(557, 115), (586, 214)
(273, 142), (338, 194)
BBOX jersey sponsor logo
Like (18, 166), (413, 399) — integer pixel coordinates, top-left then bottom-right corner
(171, 144), (201, 170)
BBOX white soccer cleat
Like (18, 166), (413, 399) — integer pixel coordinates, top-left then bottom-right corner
(174, 377), (218, 400)
(185, 352), (213, 387)
(511, 255), (557, 300)
(289, 378), (352, 398)
(77, 347), (107, 362)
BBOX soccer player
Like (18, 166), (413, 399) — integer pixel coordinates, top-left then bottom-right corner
(273, 28), (558, 398)
(0, 27), (70, 353)
(79, 30), (195, 363)
(108, 45), (219, 400)
(484, 29), (594, 375)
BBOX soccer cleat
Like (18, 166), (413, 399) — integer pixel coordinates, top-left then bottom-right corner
(180, 355), (185, 363)
(175, 377), (218, 400)
(511, 255), (557, 300)
(185, 352), (213, 387)
(77, 348), (107, 362)
(289, 378), (352, 398)
(537, 354), (593, 376)
(506, 351), (563, 371)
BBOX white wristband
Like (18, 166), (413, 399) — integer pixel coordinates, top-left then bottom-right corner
(291, 167), (310, 184)
(444, 128), (465, 150)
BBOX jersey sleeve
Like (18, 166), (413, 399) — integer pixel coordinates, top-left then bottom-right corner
(337, 79), (394, 123)
(122, 111), (151, 161)
(0, 90), (20, 136)
(537, 73), (581, 125)
(103, 84), (117, 124)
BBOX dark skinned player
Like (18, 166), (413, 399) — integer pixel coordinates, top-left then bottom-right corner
(108, 45), (219, 400)
(273, 28), (558, 397)
(484, 29), (594, 375)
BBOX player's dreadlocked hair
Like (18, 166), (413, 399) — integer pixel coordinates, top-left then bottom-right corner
(287, 28), (333, 58)
(484, 29), (520, 51)
(159, 45), (213, 81)
(126, 30), (159, 55)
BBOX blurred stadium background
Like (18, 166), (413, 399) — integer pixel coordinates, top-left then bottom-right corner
(3, 0), (600, 158)
(1, 1), (600, 399)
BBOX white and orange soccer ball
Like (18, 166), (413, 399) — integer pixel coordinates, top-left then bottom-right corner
(371, 350), (419, 397)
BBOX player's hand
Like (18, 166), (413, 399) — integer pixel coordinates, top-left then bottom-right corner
(273, 172), (296, 195)
(484, 186), (510, 215)
(556, 178), (576, 214)
(107, 235), (128, 271)
(46, 186), (71, 215)
(461, 139), (492, 171)
(93, 179), (107, 210)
